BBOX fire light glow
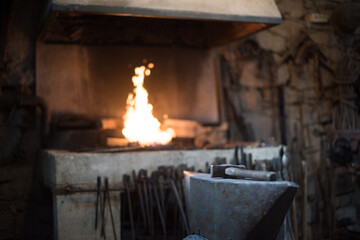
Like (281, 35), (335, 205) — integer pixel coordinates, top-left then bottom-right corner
(122, 64), (175, 146)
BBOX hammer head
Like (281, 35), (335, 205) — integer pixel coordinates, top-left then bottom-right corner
(210, 164), (246, 178)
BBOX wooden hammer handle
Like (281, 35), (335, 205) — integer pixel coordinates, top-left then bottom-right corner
(225, 167), (278, 181)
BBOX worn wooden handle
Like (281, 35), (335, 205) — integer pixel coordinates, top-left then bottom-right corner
(225, 167), (278, 181)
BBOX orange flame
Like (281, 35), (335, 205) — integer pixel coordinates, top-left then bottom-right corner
(122, 64), (175, 146)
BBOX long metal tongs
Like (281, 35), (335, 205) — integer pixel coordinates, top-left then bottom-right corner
(123, 174), (135, 240)
(163, 166), (190, 235)
(96, 177), (117, 240)
(104, 177), (117, 240)
(151, 171), (167, 237)
(95, 176), (102, 230)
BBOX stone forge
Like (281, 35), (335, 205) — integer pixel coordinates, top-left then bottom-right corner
(42, 147), (283, 240)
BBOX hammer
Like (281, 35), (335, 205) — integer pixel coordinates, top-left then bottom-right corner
(210, 164), (278, 181)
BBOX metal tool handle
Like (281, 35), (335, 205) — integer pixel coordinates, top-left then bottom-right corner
(225, 167), (278, 181)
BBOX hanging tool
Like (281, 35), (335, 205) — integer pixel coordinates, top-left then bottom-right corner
(175, 165), (188, 235)
(151, 171), (167, 237)
(123, 174), (135, 240)
(139, 169), (154, 236)
(240, 146), (246, 166)
(95, 176), (102, 230)
(219, 55), (250, 141)
(175, 166), (185, 207)
(247, 153), (253, 170)
(278, 86), (287, 145)
(101, 178), (106, 239)
(159, 166), (181, 236)
(230, 146), (240, 165)
(132, 170), (147, 228)
(147, 175), (154, 237)
(272, 156), (283, 180)
(158, 170), (166, 215)
(105, 177), (117, 240)
(176, 164), (192, 222)
(165, 167), (190, 235)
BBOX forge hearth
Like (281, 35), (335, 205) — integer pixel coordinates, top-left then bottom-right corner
(36, 0), (281, 132)
(34, 0), (286, 239)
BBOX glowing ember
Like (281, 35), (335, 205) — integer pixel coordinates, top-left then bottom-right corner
(122, 64), (175, 146)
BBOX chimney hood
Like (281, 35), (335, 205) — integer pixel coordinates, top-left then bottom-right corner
(39, 0), (282, 47)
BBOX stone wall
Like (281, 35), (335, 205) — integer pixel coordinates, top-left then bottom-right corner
(219, 0), (360, 239)
(0, 1), (52, 239)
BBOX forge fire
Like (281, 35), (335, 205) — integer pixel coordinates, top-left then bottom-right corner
(122, 64), (175, 146)
(1, 0), (360, 240)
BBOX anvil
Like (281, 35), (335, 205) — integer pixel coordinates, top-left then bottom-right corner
(184, 172), (298, 240)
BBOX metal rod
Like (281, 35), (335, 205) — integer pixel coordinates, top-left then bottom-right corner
(152, 181), (167, 237)
(169, 179), (190, 235)
(101, 189), (106, 239)
(147, 181), (155, 237)
(95, 176), (101, 230)
(139, 169), (153, 235)
(123, 175), (135, 240)
(133, 170), (147, 228)
(105, 178), (117, 240)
